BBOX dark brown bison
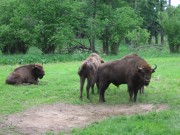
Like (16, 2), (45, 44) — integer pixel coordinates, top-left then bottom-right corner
(96, 54), (157, 102)
(78, 53), (104, 99)
(5, 64), (45, 85)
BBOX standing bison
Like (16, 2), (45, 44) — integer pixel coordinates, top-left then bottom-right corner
(97, 54), (157, 102)
(6, 64), (45, 85)
(78, 53), (104, 99)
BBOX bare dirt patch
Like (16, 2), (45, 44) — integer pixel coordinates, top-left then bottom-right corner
(0, 103), (168, 135)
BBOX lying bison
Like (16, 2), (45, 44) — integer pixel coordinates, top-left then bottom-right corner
(78, 53), (104, 99)
(97, 54), (157, 102)
(6, 64), (45, 85)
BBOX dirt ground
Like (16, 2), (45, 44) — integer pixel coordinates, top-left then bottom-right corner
(0, 103), (168, 135)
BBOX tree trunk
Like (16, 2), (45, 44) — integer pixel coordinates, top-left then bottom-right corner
(110, 43), (119, 55)
(103, 38), (109, 55)
(169, 0), (171, 6)
(169, 43), (174, 53)
(175, 45), (179, 53)
(90, 38), (95, 52)
(89, 0), (96, 52)
(160, 30), (164, 44)
(148, 34), (152, 45)
(155, 33), (158, 44)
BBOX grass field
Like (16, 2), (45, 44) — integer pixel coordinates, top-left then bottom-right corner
(0, 46), (180, 134)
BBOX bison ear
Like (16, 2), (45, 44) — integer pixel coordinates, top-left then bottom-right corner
(32, 64), (38, 69)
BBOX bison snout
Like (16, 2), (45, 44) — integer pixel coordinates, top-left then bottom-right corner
(144, 77), (151, 86)
(39, 73), (45, 79)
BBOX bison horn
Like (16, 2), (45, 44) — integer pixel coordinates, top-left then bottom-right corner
(152, 64), (157, 72)
(153, 64), (157, 70)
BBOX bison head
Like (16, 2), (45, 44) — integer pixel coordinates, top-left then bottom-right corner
(33, 64), (45, 79)
(137, 65), (157, 86)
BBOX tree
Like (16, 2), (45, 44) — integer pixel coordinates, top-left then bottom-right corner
(96, 3), (143, 54)
(82, 0), (98, 52)
(0, 0), (85, 54)
(0, 0), (30, 54)
(23, 0), (84, 53)
(162, 6), (180, 53)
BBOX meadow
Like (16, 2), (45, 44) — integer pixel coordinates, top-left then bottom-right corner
(0, 45), (180, 134)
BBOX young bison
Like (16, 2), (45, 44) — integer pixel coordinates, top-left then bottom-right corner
(78, 53), (104, 99)
(6, 64), (45, 85)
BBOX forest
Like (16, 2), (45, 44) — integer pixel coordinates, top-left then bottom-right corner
(0, 0), (179, 56)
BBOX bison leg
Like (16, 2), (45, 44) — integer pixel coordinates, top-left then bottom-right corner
(96, 77), (100, 94)
(91, 79), (95, 94)
(80, 76), (85, 99)
(86, 78), (92, 99)
(128, 86), (134, 102)
(133, 89), (138, 102)
(99, 82), (110, 102)
(91, 83), (95, 94)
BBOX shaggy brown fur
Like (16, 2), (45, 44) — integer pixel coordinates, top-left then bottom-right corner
(6, 64), (45, 85)
(78, 53), (104, 99)
(97, 54), (157, 102)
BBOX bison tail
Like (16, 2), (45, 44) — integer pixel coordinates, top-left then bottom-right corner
(78, 62), (87, 76)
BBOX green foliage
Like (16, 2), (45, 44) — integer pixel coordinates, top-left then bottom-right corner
(95, 2), (144, 54)
(0, 0), (85, 54)
(126, 27), (150, 48)
(162, 6), (180, 53)
(0, 0), (176, 55)
(109, 6), (143, 54)
(0, 0), (30, 54)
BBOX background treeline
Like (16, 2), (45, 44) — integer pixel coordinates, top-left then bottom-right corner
(0, 0), (179, 55)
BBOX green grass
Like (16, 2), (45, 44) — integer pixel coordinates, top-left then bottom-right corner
(0, 45), (180, 134)
(71, 110), (180, 135)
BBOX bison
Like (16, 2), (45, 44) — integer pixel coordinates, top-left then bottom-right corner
(96, 54), (157, 102)
(78, 53), (104, 99)
(5, 64), (45, 85)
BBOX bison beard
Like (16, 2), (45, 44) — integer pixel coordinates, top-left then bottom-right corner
(97, 54), (157, 102)
(78, 53), (104, 99)
(5, 64), (45, 85)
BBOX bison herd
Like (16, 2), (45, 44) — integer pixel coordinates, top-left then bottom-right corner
(78, 53), (157, 102)
(5, 53), (157, 103)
